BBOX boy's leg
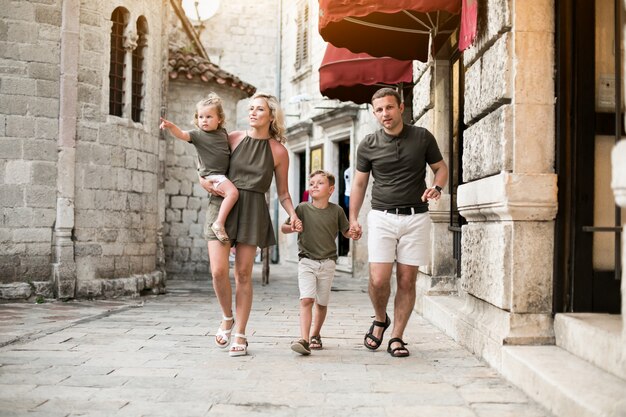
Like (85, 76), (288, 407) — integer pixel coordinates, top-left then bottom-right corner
(299, 298), (314, 341)
(309, 259), (335, 341)
(214, 179), (239, 228)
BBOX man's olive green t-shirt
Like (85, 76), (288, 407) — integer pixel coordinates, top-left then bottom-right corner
(288, 202), (350, 261)
(356, 124), (443, 212)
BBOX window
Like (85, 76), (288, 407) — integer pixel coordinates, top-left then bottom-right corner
(295, 1), (309, 70)
(131, 16), (148, 123)
(109, 7), (128, 117)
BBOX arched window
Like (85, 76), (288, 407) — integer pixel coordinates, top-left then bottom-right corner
(131, 16), (148, 123)
(109, 7), (129, 117)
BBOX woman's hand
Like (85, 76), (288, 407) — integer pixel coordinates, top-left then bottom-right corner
(290, 214), (303, 232)
(199, 176), (225, 197)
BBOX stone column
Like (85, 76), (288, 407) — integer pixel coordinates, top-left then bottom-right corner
(51, 0), (80, 298)
(456, 0), (557, 351)
(612, 141), (626, 377)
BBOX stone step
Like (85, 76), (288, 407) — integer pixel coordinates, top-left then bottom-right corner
(554, 313), (624, 380)
(502, 345), (626, 417)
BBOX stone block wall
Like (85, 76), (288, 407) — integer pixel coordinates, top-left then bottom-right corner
(0, 0), (62, 283)
(456, 0), (557, 348)
(163, 80), (246, 276)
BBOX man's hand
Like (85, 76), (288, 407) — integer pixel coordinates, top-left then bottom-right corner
(421, 187), (442, 202)
(349, 221), (362, 240)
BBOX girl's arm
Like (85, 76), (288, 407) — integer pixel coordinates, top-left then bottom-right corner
(160, 117), (191, 142)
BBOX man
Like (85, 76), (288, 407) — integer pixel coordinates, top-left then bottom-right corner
(349, 88), (448, 357)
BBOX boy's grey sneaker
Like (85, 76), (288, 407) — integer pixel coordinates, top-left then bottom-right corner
(291, 338), (311, 355)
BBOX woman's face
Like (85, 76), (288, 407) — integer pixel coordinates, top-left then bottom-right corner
(248, 97), (273, 129)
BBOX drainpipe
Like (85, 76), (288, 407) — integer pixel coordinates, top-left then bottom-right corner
(271, 0), (283, 264)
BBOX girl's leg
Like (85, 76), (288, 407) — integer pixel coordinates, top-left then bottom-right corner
(214, 180), (239, 228)
(208, 240), (233, 344)
(230, 243), (257, 351)
(299, 298), (314, 341)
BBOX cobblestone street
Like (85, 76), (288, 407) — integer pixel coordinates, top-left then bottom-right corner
(0, 262), (553, 417)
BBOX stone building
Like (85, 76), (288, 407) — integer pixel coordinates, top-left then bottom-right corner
(279, 0), (626, 416)
(0, 0), (255, 297)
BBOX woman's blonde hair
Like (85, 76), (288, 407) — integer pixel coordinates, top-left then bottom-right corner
(251, 92), (286, 143)
(193, 92), (225, 129)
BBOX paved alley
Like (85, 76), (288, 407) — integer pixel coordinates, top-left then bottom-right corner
(0, 262), (553, 417)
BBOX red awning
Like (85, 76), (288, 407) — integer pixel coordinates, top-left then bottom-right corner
(318, 0), (461, 61)
(319, 44), (412, 104)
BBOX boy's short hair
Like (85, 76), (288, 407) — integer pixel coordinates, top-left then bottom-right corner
(309, 170), (335, 187)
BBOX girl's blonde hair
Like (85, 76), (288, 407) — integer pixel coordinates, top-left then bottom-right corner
(251, 92), (286, 143)
(193, 92), (225, 129)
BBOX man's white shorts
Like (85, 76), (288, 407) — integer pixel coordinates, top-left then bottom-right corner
(297, 257), (336, 306)
(367, 209), (432, 266)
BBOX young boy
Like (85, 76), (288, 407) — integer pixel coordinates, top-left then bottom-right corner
(282, 170), (355, 355)
(160, 93), (238, 243)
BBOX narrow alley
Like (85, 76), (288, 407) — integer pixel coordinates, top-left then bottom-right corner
(0, 262), (552, 417)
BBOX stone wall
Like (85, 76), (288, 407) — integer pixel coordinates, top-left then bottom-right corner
(0, 0), (169, 300)
(0, 0), (63, 284)
(196, 0), (279, 129)
(163, 80), (246, 276)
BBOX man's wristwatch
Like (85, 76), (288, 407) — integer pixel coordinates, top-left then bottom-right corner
(434, 185), (443, 193)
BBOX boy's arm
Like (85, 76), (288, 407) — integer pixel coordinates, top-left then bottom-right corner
(160, 117), (191, 142)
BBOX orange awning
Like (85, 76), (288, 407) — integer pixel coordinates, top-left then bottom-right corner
(319, 44), (412, 104)
(318, 0), (461, 61)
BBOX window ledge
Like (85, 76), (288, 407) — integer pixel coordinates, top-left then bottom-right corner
(291, 64), (312, 82)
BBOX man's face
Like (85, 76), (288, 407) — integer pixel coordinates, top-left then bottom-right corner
(372, 95), (404, 133)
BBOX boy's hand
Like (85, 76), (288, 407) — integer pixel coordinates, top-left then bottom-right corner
(349, 221), (362, 240)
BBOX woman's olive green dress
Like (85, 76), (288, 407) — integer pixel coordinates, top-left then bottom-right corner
(204, 135), (276, 248)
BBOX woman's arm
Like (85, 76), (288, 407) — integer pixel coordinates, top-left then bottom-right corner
(270, 140), (302, 232)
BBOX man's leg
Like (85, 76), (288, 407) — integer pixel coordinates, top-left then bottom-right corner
(389, 262), (419, 354)
(364, 262), (393, 348)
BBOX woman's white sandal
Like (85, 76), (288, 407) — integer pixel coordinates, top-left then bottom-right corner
(229, 333), (248, 357)
(215, 316), (234, 349)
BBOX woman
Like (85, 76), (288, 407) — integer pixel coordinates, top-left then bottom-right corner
(199, 92), (302, 357)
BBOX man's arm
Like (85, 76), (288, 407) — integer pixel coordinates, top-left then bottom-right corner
(349, 170), (369, 238)
(421, 160), (449, 202)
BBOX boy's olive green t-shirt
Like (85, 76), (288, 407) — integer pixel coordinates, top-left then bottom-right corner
(289, 202), (350, 261)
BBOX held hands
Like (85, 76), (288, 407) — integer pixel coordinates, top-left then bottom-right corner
(290, 215), (303, 232)
(348, 221), (362, 240)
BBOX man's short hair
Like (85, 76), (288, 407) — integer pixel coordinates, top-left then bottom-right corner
(309, 170), (335, 187)
(371, 87), (402, 106)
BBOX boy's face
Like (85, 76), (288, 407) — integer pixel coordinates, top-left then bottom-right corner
(309, 174), (334, 200)
(197, 105), (221, 132)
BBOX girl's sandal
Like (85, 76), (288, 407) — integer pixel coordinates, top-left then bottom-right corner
(309, 335), (323, 350)
(215, 316), (234, 349)
(229, 333), (248, 357)
(211, 223), (230, 243)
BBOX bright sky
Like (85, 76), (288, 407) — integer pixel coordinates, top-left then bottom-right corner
(181, 0), (220, 21)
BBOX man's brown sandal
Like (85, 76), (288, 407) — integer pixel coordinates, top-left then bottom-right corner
(387, 337), (409, 357)
(290, 338), (311, 355)
(364, 313), (390, 350)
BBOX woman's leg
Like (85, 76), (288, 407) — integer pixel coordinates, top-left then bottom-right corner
(208, 240), (233, 344)
(230, 243), (257, 351)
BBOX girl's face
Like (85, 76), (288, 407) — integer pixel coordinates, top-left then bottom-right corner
(248, 98), (273, 129)
(196, 105), (221, 132)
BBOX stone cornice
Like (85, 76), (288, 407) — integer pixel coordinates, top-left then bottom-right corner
(458, 172), (558, 221)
